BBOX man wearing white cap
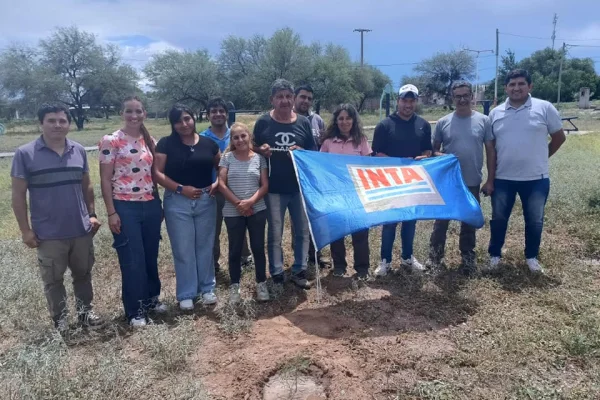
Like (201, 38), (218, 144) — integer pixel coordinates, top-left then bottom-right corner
(372, 84), (432, 276)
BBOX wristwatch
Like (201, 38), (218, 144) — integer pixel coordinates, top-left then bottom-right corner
(176, 185), (183, 194)
(89, 213), (97, 219)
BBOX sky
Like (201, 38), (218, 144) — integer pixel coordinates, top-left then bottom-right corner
(1, 0), (599, 92)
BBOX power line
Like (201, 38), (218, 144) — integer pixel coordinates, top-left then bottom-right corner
(500, 31), (600, 42)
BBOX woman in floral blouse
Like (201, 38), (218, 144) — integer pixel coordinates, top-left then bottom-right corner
(99, 96), (166, 327)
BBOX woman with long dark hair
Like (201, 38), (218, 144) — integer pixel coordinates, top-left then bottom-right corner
(99, 96), (166, 327)
(320, 104), (372, 279)
(154, 104), (220, 310)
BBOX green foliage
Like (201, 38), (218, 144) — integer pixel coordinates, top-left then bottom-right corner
(0, 26), (140, 129)
(485, 47), (599, 102)
(404, 50), (475, 105)
(144, 49), (220, 113)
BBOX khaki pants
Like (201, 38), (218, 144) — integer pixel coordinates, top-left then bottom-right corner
(37, 232), (95, 321)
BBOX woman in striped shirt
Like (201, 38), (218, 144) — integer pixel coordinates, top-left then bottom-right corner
(218, 123), (270, 303)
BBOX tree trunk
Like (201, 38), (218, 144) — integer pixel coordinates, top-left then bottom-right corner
(104, 106), (109, 120)
(75, 107), (85, 131)
(357, 95), (367, 113)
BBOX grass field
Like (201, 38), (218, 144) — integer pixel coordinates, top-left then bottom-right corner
(1, 105), (600, 399)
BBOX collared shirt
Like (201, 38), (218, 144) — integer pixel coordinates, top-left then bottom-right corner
(320, 136), (372, 156)
(200, 127), (230, 152)
(490, 95), (563, 181)
(434, 111), (494, 186)
(11, 136), (91, 240)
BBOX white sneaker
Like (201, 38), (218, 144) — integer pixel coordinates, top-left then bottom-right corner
(401, 256), (425, 273)
(526, 258), (545, 274)
(179, 299), (194, 311)
(149, 301), (168, 313)
(483, 256), (501, 272)
(229, 284), (241, 304)
(256, 282), (270, 302)
(374, 259), (391, 277)
(129, 317), (147, 327)
(202, 292), (218, 305)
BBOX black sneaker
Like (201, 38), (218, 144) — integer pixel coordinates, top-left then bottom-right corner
(78, 310), (104, 329)
(460, 259), (478, 277)
(332, 268), (346, 277)
(291, 271), (312, 289)
(353, 270), (370, 280)
(272, 273), (285, 285)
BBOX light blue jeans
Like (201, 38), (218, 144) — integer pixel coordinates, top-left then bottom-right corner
(163, 190), (216, 301)
(265, 192), (309, 277)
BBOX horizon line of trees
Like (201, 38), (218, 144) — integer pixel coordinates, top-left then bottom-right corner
(1, 26), (598, 130)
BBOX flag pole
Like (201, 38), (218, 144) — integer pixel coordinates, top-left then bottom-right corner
(290, 150), (322, 303)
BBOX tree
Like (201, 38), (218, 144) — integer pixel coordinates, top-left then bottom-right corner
(40, 26), (122, 130)
(485, 48), (598, 102)
(0, 27), (139, 129)
(0, 45), (60, 116)
(484, 50), (517, 100)
(411, 51), (475, 105)
(144, 50), (220, 113)
(352, 66), (391, 112)
(308, 44), (357, 109)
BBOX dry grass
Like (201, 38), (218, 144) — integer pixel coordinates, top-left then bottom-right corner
(0, 112), (600, 399)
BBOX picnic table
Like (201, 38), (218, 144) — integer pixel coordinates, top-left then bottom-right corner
(562, 117), (579, 133)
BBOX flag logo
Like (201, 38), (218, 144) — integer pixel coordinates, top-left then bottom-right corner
(348, 165), (445, 212)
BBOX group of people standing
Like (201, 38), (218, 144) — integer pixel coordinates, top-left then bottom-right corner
(11, 68), (565, 332)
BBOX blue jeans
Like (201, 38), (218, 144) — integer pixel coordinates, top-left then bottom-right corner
(265, 192), (309, 276)
(163, 190), (216, 301)
(112, 197), (162, 320)
(380, 221), (417, 262)
(488, 178), (550, 259)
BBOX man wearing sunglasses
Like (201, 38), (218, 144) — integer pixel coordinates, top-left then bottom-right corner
(426, 81), (496, 276)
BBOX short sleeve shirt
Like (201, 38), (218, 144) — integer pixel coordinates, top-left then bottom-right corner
(98, 130), (155, 201)
(11, 137), (92, 240)
(372, 113), (432, 158)
(434, 111), (494, 186)
(490, 95), (563, 181)
(218, 152), (267, 217)
(320, 136), (372, 156)
(156, 134), (219, 189)
(253, 113), (316, 194)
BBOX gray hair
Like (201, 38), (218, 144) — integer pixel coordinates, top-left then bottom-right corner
(271, 79), (294, 96)
(451, 80), (473, 93)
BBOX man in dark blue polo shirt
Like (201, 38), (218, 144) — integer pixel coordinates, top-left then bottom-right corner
(11, 104), (103, 334)
(372, 84), (432, 276)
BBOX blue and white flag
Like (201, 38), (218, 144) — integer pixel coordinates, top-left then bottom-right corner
(291, 150), (484, 251)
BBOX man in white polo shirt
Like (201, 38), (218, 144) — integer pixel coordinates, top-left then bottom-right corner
(486, 69), (566, 274)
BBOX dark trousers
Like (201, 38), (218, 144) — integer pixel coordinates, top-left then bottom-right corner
(112, 197), (162, 320)
(429, 186), (480, 263)
(330, 229), (370, 274)
(224, 210), (267, 284)
(488, 178), (550, 259)
(214, 193), (250, 269)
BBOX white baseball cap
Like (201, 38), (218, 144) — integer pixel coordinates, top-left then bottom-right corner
(398, 84), (419, 98)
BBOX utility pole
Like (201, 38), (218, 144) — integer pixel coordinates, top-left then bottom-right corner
(463, 48), (495, 102)
(495, 28), (499, 106)
(551, 13), (558, 50)
(353, 28), (372, 67)
(557, 42), (567, 109)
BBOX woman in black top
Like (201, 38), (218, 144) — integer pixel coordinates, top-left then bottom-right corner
(153, 104), (220, 310)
